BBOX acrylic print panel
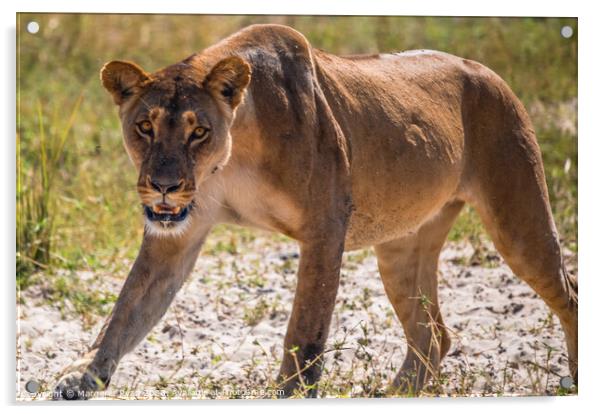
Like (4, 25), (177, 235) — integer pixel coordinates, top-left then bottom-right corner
(16, 13), (578, 400)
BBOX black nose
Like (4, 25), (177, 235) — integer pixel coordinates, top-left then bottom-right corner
(149, 177), (184, 194)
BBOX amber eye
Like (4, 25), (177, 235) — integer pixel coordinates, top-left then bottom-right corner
(190, 126), (209, 142)
(137, 120), (153, 135)
(193, 127), (207, 138)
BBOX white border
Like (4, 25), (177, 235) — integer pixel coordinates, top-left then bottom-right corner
(3, 1), (600, 413)
(7, 0), (581, 17)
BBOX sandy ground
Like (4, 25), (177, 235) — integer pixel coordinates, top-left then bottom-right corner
(16, 237), (576, 400)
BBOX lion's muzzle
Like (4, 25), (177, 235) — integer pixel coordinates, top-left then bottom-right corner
(138, 175), (196, 233)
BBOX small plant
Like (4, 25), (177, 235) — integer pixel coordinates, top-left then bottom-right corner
(46, 272), (117, 328)
(243, 298), (270, 326)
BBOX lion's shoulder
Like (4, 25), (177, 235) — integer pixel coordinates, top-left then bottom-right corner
(212, 24), (313, 60)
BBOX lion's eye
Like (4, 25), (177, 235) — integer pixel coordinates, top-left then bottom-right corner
(193, 127), (207, 138)
(137, 120), (153, 135)
(190, 126), (209, 143)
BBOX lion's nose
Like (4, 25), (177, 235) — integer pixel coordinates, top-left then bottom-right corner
(148, 176), (185, 195)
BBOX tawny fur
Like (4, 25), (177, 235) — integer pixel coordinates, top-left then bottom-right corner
(53, 24), (577, 399)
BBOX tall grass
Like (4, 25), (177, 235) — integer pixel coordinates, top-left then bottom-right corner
(17, 96), (82, 286)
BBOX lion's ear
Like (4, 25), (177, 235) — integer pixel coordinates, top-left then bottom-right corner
(204, 56), (251, 110)
(100, 61), (149, 105)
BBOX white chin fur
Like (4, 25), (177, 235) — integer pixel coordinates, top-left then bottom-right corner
(144, 217), (191, 238)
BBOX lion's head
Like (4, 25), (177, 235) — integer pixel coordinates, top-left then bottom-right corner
(100, 56), (251, 236)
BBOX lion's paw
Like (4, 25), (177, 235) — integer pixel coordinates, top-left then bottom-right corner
(389, 370), (424, 396)
(52, 357), (103, 400)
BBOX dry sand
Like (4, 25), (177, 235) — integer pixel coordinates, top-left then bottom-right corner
(16, 237), (576, 400)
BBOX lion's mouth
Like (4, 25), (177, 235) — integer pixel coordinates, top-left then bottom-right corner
(143, 203), (192, 223)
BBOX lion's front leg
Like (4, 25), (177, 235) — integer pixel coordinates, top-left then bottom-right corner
(53, 229), (208, 400)
(277, 236), (346, 398)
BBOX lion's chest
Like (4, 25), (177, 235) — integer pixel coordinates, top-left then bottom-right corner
(218, 167), (304, 238)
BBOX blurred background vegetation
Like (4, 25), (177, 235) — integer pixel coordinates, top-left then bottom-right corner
(17, 14), (577, 287)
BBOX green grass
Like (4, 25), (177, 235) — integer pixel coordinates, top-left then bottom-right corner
(17, 95), (82, 285)
(16, 14), (577, 282)
(48, 273), (118, 328)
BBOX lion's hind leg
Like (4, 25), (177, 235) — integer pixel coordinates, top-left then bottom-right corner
(374, 200), (464, 394)
(465, 112), (578, 382)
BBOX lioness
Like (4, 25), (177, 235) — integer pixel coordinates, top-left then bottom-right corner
(53, 24), (577, 399)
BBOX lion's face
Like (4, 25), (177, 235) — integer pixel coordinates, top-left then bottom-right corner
(100, 57), (251, 236)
